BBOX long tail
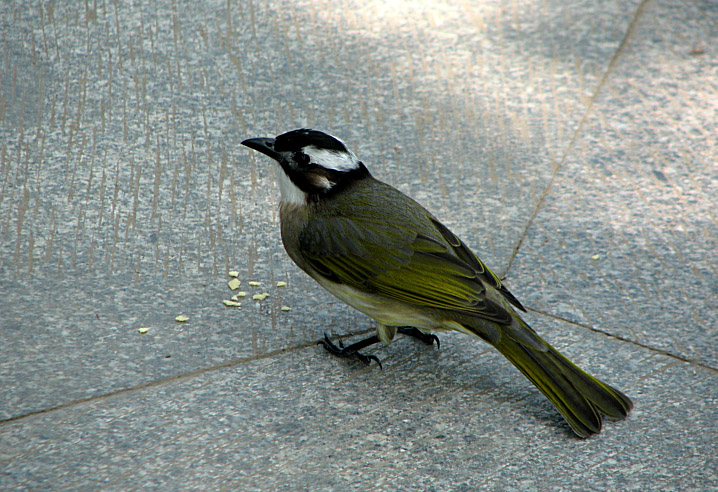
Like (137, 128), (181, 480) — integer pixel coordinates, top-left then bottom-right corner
(488, 322), (633, 438)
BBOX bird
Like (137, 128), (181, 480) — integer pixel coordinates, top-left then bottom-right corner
(241, 128), (633, 438)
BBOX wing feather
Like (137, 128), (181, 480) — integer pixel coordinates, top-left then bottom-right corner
(299, 211), (515, 324)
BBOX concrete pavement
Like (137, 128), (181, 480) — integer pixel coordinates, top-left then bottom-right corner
(1, 0), (716, 490)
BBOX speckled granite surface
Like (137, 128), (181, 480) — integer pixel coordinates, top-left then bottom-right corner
(1, 0), (716, 490)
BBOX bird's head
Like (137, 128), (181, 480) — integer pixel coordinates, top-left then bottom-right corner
(241, 129), (369, 205)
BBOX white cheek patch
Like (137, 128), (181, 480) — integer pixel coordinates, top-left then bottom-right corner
(302, 146), (359, 172)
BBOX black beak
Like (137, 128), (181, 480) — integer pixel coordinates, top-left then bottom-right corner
(241, 137), (280, 161)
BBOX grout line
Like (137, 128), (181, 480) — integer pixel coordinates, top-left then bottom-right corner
(0, 328), (375, 426)
(502, 0), (653, 277)
(527, 306), (718, 373)
(4, 295), (714, 429)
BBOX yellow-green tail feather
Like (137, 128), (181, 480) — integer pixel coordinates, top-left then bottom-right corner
(490, 325), (633, 438)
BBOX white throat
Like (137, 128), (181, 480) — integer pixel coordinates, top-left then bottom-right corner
(275, 164), (307, 206)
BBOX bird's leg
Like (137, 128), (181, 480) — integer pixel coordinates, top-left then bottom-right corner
(397, 327), (441, 349)
(319, 333), (383, 368)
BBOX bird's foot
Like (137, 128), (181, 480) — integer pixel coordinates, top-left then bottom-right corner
(398, 327), (440, 350)
(319, 333), (383, 369)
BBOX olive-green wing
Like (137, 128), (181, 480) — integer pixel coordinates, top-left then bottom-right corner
(429, 217), (526, 312)
(298, 213), (515, 324)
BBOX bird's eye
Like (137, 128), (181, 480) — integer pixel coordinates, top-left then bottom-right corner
(294, 152), (310, 166)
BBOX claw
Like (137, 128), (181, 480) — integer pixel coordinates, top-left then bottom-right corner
(356, 352), (383, 369)
(319, 332), (383, 368)
(398, 327), (441, 350)
(429, 334), (441, 350)
(319, 333), (343, 354)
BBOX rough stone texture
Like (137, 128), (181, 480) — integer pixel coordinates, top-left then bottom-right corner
(1, 322), (716, 491)
(1, 0), (716, 490)
(510, 0), (718, 368)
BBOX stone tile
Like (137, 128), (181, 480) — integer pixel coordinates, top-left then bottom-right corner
(511, 0), (718, 367)
(1, 315), (714, 491)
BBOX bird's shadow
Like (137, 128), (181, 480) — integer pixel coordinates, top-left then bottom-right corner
(316, 330), (577, 439)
